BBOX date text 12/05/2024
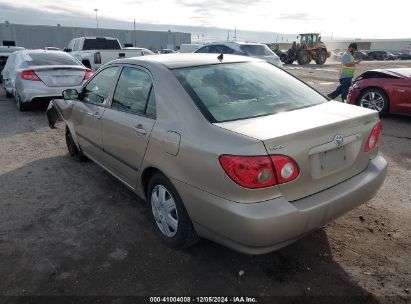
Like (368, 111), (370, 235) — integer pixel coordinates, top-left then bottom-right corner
(149, 297), (258, 303)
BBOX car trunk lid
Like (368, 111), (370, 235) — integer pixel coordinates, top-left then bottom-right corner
(214, 101), (380, 201)
(32, 65), (86, 87)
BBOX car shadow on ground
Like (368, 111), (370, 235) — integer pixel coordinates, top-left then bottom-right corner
(0, 156), (380, 303)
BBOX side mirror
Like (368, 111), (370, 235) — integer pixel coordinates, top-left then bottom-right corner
(62, 89), (79, 100)
(63, 47), (72, 52)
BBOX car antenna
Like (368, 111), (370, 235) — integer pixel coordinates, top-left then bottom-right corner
(217, 53), (223, 62)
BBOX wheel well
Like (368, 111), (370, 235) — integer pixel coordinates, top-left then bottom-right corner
(82, 60), (91, 69)
(358, 86), (390, 111)
(141, 167), (162, 197)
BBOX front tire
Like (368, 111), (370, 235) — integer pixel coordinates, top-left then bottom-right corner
(65, 127), (87, 162)
(297, 50), (310, 65)
(357, 88), (389, 116)
(147, 173), (199, 249)
(315, 49), (327, 65)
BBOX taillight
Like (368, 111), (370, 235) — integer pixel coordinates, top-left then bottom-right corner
(364, 121), (382, 152)
(20, 70), (41, 81)
(219, 154), (299, 189)
(270, 155), (300, 184)
(219, 155), (276, 189)
(94, 52), (101, 64)
(83, 69), (93, 80)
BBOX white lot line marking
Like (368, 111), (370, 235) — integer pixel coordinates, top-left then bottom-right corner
(319, 82), (337, 85)
(310, 68), (337, 72)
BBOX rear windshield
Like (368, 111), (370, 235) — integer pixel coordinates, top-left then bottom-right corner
(83, 39), (121, 50)
(174, 61), (326, 122)
(240, 45), (274, 56)
(24, 52), (81, 66)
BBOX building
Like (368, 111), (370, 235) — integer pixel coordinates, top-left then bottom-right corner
(0, 22), (191, 50)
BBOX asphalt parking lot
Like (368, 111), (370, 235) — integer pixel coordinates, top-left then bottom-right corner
(0, 60), (410, 303)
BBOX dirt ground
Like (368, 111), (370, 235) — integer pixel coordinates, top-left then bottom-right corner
(0, 60), (410, 303)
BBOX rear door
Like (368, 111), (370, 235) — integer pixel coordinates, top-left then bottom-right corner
(72, 65), (120, 161)
(101, 65), (156, 187)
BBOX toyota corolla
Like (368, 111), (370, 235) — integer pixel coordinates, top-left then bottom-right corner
(47, 54), (387, 254)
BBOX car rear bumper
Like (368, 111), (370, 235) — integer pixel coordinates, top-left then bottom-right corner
(173, 156), (387, 254)
(19, 85), (83, 103)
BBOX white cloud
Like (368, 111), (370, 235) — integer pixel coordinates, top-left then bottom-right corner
(0, 0), (410, 38)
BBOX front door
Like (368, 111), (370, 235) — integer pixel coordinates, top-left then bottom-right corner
(73, 66), (120, 161)
(101, 66), (156, 187)
(392, 78), (411, 113)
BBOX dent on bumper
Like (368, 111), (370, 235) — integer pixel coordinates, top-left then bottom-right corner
(173, 156), (387, 254)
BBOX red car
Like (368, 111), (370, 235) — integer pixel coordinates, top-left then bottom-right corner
(347, 68), (411, 116)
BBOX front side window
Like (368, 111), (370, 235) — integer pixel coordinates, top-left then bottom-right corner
(83, 66), (119, 104)
(112, 67), (154, 116)
(174, 61), (326, 122)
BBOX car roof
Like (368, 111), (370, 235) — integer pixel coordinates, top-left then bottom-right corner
(0, 46), (25, 51)
(202, 41), (266, 46)
(75, 37), (117, 40)
(114, 53), (261, 69)
(15, 49), (71, 56)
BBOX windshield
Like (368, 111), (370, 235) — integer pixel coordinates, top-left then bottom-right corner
(174, 61), (326, 122)
(24, 52), (81, 66)
(240, 44), (274, 56)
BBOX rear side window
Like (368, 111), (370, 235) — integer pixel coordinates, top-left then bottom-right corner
(195, 46), (210, 53)
(83, 39), (121, 50)
(174, 61), (326, 122)
(24, 52), (81, 66)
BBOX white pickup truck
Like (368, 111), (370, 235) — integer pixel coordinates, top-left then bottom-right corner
(64, 37), (151, 71)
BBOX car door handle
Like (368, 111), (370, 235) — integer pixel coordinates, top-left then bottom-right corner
(133, 124), (147, 135)
(86, 111), (101, 119)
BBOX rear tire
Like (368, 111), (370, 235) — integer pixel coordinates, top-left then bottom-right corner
(65, 127), (88, 162)
(4, 85), (13, 97)
(15, 94), (28, 111)
(147, 172), (199, 249)
(357, 88), (389, 116)
(279, 54), (287, 63)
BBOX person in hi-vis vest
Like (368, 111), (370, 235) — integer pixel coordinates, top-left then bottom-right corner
(328, 43), (361, 102)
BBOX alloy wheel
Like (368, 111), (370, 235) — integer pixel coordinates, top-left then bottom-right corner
(151, 185), (178, 238)
(360, 91), (385, 112)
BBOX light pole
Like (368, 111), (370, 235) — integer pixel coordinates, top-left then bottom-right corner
(94, 9), (99, 29)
